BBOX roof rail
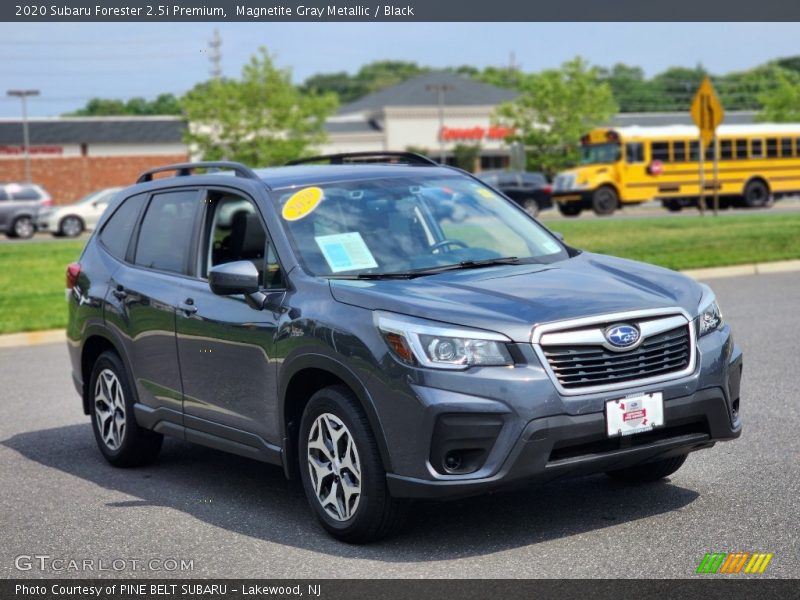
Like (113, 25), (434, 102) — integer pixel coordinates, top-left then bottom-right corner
(136, 161), (260, 184)
(285, 152), (439, 167)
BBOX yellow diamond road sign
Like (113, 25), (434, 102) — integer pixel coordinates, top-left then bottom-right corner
(691, 76), (724, 149)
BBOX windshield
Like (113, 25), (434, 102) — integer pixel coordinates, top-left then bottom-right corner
(273, 175), (567, 277)
(579, 142), (621, 165)
(76, 188), (117, 205)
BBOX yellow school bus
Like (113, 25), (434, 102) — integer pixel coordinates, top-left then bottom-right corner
(551, 124), (800, 216)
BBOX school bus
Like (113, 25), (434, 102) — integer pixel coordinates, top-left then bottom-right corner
(551, 124), (800, 216)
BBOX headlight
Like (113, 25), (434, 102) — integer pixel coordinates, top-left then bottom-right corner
(375, 312), (513, 369)
(698, 285), (723, 337)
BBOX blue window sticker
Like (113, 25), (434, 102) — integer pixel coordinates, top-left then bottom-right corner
(315, 232), (378, 273)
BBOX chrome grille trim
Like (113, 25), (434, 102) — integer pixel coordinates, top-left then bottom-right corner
(531, 308), (697, 396)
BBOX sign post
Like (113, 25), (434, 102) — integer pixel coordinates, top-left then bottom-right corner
(690, 77), (724, 216)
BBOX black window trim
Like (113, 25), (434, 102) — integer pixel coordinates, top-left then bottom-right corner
(96, 192), (149, 264)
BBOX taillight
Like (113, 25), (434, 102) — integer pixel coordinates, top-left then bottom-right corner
(543, 185), (552, 194)
(40, 197), (53, 207)
(66, 262), (81, 289)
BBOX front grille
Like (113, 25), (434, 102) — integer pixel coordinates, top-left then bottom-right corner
(542, 325), (691, 390)
(553, 173), (575, 191)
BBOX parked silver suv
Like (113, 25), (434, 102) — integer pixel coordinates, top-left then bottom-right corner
(0, 182), (52, 239)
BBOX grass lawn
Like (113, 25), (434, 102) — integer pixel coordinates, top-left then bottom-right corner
(0, 212), (798, 335)
(0, 240), (84, 334)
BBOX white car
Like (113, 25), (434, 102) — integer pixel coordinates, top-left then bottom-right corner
(37, 187), (121, 237)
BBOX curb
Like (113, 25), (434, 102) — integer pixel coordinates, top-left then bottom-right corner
(0, 259), (798, 350)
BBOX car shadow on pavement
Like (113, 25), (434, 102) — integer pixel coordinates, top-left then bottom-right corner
(3, 424), (699, 560)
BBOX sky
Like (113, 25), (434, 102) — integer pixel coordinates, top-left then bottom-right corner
(3, 22), (800, 117)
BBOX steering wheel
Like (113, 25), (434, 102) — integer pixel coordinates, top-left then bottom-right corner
(429, 239), (469, 253)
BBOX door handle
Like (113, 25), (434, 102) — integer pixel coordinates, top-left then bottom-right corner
(112, 286), (127, 300)
(179, 298), (198, 315)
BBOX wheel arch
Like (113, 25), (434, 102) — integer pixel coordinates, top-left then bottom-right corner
(59, 213), (85, 231)
(79, 328), (131, 415)
(743, 175), (770, 196)
(278, 355), (392, 478)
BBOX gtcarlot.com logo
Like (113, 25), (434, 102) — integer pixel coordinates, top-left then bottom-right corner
(696, 552), (774, 574)
(14, 555), (194, 572)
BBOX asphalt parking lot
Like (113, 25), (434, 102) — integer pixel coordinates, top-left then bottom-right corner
(0, 272), (797, 579)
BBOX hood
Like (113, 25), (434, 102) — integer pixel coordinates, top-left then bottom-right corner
(329, 253), (703, 342)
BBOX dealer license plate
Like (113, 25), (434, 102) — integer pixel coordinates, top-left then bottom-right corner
(605, 392), (664, 437)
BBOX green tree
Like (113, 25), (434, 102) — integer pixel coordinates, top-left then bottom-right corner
(494, 57), (618, 176)
(598, 63), (649, 112)
(302, 60), (428, 104)
(474, 66), (525, 90)
(181, 48), (337, 166)
(452, 144), (481, 172)
(67, 93), (182, 116)
(757, 70), (800, 121)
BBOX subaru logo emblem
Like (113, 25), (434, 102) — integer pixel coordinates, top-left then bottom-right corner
(604, 324), (640, 348)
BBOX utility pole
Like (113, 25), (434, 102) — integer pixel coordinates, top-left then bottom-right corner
(7, 89), (40, 183)
(209, 28), (222, 80)
(426, 83), (454, 164)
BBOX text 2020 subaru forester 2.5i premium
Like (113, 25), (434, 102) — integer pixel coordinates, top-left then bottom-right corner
(66, 155), (742, 543)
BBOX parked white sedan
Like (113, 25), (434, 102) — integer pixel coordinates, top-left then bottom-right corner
(37, 187), (121, 237)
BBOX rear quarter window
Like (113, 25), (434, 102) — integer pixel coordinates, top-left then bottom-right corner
(99, 193), (147, 261)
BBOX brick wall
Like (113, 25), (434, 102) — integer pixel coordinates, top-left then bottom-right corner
(0, 154), (189, 205)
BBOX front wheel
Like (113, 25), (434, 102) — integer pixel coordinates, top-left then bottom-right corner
(742, 180), (772, 208)
(606, 454), (688, 483)
(89, 351), (163, 467)
(59, 215), (84, 237)
(299, 385), (406, 543)
(592, 186), (618, 216)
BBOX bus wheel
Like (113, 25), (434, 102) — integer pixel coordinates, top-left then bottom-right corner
(663, 199), (682, 212)
(557, 203), (582, 217)
(592, 186), (618, 216)
(743, 180), (772, 208)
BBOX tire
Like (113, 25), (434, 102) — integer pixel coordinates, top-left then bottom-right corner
(663, 200), (682, 212)
(591, 186), (618, 216)
(89, 350), (163, 467)
(11, 216), (35, 239)
(557, 202), (582, 217)
(606, 454), (688, 483)
(742, 179), (772, 208)
(59, 215), (84, 238)
(522, 198), (540, 217)
(298, 385), (406, 543)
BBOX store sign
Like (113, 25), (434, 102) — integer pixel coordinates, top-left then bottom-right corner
(0, 145), (64, 155)
(439, 126), (515, 142)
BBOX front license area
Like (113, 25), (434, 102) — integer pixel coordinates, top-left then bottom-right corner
(606, 392), (664, 437)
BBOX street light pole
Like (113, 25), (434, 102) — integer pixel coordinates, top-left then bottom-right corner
(7, 89), (40, 183)
(426, 83), (454, 164)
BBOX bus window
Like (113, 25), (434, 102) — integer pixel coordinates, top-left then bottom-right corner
(735, 139), (748, 159)
(781, 138), (793, 158)
(672, 141), (687, 161)
(720, 140), (732, 160)
(796, 138), (800, 157)
(651, 141), (669, 162)
(689, 141), (700, 161)
(705, 143), (716, 161)
(766, 138), (778, 158)
(751, 139), (763, 158)
(625, 143), (644, 163)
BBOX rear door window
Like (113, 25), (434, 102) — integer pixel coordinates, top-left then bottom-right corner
(134, 190), (201, 274)
(8, 185), (42, 200)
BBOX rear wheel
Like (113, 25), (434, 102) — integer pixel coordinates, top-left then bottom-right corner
(606, 454), (688, 483)
(89, 351), (162, 467)
(299, 385), (406, 543)
(592, 186), (618, 216)
(11, 216), (35, 239)
(557, 203), (582, 217)
(742, 180), (772, 208)
(522, 198), (540, 217)
(59, 215), (84, 237)
(663, 199), (682, 212)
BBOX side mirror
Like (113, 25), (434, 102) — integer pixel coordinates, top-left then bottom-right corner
(209, 261), (260, 296)
(552, 231), (565, 241)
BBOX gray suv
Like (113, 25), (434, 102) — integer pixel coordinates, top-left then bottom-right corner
(0, 182), (52, 238)
(66, 155), (742, 543)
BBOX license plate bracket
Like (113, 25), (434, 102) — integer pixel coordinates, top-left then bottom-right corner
(605, 392), (664, 437)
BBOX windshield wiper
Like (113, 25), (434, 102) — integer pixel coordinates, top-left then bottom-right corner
(327, 257), (528, 280)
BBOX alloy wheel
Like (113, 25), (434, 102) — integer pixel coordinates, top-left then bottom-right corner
(306, 413), (362, 521)
(62, 217), (82, 237)
(14, 217), (34, 239)
(94, 368), (126, 451)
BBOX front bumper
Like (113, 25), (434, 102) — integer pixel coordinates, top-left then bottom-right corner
(552, 190), (591, 204)
(387, 386), (740, 498)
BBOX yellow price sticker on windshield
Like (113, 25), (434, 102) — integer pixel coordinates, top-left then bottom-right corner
(282, 187), (323, 221)
(476, 187), (496, 199)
